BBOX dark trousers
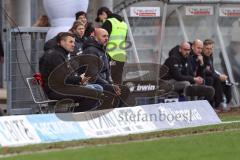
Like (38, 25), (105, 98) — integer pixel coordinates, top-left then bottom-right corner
(110, 61), (125, 84)
(99, 84), (130, 109)
(47, 91), (99, 112)
(184, 84), (215, 103)
(205, 76), (232, 108)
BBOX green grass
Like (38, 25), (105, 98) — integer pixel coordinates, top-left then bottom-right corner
(2, 130), (240, 160)
(219, 111), (240, 121)
(1, 111), (240, 160)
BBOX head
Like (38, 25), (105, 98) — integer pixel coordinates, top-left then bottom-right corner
(95, 7), (112, 23)
(203, 39), (214, 57)
(75, 11), (87, 24)
(192, 39), (203, 55)
(56, 32), (75, 52)
(70, 21), (86, 38)
(34, 15), (50, 27)
(179, 42), (191, 58)
(94, 28), (109, 46)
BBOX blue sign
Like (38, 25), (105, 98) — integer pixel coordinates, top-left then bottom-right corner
(26, 114), (87, 142)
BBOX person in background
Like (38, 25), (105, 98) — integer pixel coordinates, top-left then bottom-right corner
(33, 15), (50, 27)
(220, 40), (240, 82)
(95, 7), (128, 85)
(75, 11), (94, 38)
(69, 21), (86, 55)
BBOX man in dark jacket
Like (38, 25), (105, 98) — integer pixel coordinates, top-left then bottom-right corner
(39, 32), (103, 112)
(82, 28), (130, 108)
(189, 39), (205, 78)
(202, 39), (231, 109)
(163, 41), (214, 101)
(163, 42), (201, 89)
(95, 7), (128, 85)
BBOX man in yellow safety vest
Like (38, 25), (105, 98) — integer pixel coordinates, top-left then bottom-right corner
(95, 7), (128, 85)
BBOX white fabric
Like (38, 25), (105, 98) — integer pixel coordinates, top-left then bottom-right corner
(43, 0), (89, 41)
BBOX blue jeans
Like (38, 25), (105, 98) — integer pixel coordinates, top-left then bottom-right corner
(85, 84), (103, 92)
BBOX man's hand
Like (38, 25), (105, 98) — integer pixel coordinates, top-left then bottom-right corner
(194, 76), (204, 85)
(80, 73), (91, 85)
(219, 74), (228, 82)
(197, 55), (204, 65)
(112, 84), (121, 96)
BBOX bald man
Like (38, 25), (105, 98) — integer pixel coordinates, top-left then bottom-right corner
(82, 28), (130, 108)
(82, 28), (112, 85)
(163, 42), (200, 90)
(190, 39), (205, 77)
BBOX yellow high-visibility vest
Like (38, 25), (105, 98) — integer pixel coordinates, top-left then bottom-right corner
(106, 17), (128, 62)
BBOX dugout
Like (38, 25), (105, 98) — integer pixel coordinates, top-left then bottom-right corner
(4, 0), (240, 114)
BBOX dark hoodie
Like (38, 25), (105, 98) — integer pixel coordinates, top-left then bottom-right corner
(162, 50), (195, 83)
(102, 13), (124, 35)
(82, 38), (112, 85)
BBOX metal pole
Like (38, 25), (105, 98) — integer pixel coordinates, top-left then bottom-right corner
(122, 9), (140, 64)
(122, 9), (143, 80)
(95, 0), (113, 11)
(155, 2), (168, 103)
(176, 8), (189, 42)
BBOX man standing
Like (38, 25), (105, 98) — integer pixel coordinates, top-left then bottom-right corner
(95, 7), (128, 84)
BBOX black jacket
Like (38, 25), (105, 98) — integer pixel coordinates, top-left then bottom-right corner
(203, 54), (219, 79)
(189, 52), (205, 78)
(163, 51), (195, 84)
(39, 46), (82, 95)
(102, 14), (124, 35)
(82, 38), (112, 85)
(73, 35), (85, 55)
(44, 36), (58, 51)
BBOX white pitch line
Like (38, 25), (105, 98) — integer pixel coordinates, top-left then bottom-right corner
(221, 120), (240, 124)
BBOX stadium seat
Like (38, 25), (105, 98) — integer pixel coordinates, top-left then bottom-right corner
(26, 77), (77, 113)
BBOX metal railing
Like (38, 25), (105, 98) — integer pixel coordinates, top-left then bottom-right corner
(6, 27), (49, 115)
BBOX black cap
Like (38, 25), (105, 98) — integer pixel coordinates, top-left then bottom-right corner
(95, 7), (111, 22)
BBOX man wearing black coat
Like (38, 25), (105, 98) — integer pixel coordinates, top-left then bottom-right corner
(39, 32), (103, 112)
(95, 7), (128, 85)
(82, 28), (130, 108)
(202, 39), (232, 109)
(189, 39), (205, 78)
